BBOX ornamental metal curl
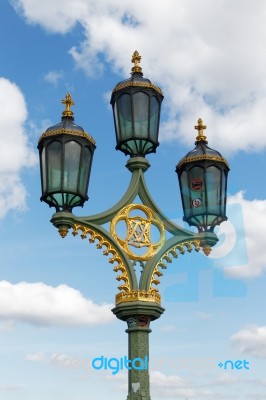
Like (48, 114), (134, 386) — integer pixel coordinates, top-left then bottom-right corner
(72, 224), (131, 293)
(148, 240), (201, 292)
(110, 204), (165, 261)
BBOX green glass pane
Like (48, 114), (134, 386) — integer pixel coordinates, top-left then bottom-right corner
(133, 92), (149, 138)
(149, 96), (159, 141)
(180, 170), (191, 218)
(41, 147), (46, 193)
(79, 146), (92, 197)
(206, 166), (221, 214)
(118, 94), (133, 140)
(47, 141), (62, 192)
(63, 141), (81, 192)
(188, 166), (206, 215)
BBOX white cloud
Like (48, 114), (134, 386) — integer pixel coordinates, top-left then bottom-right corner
(215, 373), (239, 385)
(159, 324), (176, 332)
(194, 311), (212, 320)
(0, 78), (37, 219)
(210, 192), (266, 278)
(0, 320), (15, 331)
(11, 0), (266, 154)
(0, 280), (115, 327)
(26, 352), (47, 362)
(150, 371), (212, 398)
(231, 325), (266, 358)
(44, 70), (63, 85)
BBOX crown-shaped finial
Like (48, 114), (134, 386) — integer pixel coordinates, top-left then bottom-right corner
(131, 50), (143, 74)
(194, 118), (207, 142)
(62, 93), (75, 118)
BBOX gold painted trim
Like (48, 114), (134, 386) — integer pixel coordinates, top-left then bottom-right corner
(62, 93), (75, 118)
(112, 81), (163, 96)
(116, 289), (161, 305)
(195, 118), (207, 142)
(71, 224), (130, 293)
(149, 240), (201, 292)
(177, 154), (229, 169)
(131, 50), (142, 74)
(38, 128), (96, 145)
(111, 204), (165, 261)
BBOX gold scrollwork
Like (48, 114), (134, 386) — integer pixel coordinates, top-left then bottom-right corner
(177, 154), (229, 168)
(72, 224), (130, 293)
(112, 80), (163, 96)
(38, 128), (96, 145)
(111, 204), (165, 261)
(149, 240), (201, 291)
(115, 289), (161, 305)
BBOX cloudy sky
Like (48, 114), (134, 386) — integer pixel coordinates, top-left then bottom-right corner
(0, 0), (266, 399)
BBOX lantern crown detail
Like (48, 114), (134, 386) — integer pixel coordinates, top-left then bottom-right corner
(131, 50), (143, 75)
(195, 118), (207, 143)
(61, 92), (75, 118)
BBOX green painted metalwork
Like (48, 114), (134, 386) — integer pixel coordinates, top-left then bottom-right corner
(49, 155), (219, 400)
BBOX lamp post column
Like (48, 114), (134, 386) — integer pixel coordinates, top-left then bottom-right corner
(112, 302), (164, 400)
(126, 319), (151, 400)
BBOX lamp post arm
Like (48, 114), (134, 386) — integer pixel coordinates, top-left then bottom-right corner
(138, 170), (196, 238)
(139, 231), (218, 292)
(79, 166), (143, 225)
(51, 212), (138, 292)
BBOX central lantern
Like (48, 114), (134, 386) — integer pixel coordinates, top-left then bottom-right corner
(110, 51), (164, 157)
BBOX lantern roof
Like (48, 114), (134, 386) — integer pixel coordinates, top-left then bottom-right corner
(176, 118), (229, 169)
(38, 93), (96, 146)
(111, 51), (163, 97)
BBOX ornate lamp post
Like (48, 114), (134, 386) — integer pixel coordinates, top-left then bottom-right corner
(38, 51), (229, 400)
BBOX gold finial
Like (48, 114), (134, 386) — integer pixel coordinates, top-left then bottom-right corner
(131, 50), (143, 74)
(194, 118), (207, 142)
(62, 93), (75, 117)
(58, 225), (69, 238)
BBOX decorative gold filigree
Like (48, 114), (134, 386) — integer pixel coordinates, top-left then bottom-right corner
(62, 93), (75, 118)
(38, 128), (96, 145)
(131, 50), (142, 74)
(195, 118), (207, 142)
(72, 224), (130, 293)
(202, 245), (212, 256)
(177, 154), (229, 168)
(116, 289), (161, 305)
(111, 204), (165, 261)
(112, 80), (163, 96)
(58, 226), (69, 238)
(149, 240), (201, 291)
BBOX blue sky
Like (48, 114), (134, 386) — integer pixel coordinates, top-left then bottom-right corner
(0, 0), (266, 399)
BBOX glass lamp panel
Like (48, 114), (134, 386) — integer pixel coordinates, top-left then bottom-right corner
(180, 170), (190, 219)
(188, 166), (206, 215)
(221, 169), (227, 215)
(114, 102), (120, 139)
(41, 147), (46, 193)
(206, 166), (221, 214)
(149, 96), (159, 141)
(63, 141), (81, 193)
(47, 141), (62, 192)
(117, 94), (133, 140)
(133, 92), (149, 138)
(79, 146), (92, 196)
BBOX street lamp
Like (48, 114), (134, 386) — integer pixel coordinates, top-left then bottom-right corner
(38, 51), (229, 400)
